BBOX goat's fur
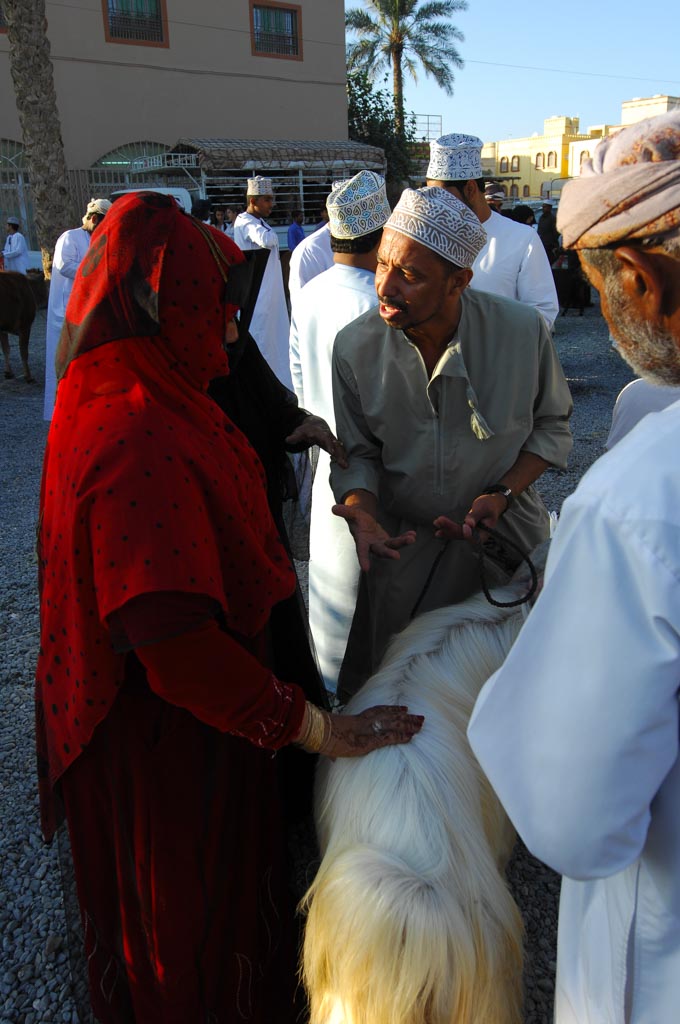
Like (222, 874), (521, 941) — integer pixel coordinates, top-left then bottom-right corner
(303, 582), (532, 1024)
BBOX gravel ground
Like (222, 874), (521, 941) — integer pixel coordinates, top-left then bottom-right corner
(0, 299), (634, 1024)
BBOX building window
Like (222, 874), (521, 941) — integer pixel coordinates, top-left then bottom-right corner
(510, 184), (519, 198)
(103, 0), (168, 46)
(580, 149), (590, 165)
(547, 150), (557, 168)
(251, 2), (302, 60)
(510, 155), (520, 172)
(523, 185), (530, 197)
(499, 157), (509, 173)
(535, 152), (545, 169)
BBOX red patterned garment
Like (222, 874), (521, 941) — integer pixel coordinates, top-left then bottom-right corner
(36, 192), (304, 836)
(35, 193), (314, 1022)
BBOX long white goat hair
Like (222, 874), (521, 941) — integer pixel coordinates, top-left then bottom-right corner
(303, 584), (529, 1024)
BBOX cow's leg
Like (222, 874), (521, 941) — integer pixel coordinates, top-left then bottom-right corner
(18, 327), (33, 382)
(0, 331), (13, 379)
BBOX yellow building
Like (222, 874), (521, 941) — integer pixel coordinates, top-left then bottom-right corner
(483, 95), (680, 201)
(482, 115), (592, 200)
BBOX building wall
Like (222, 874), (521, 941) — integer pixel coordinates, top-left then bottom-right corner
(485, 97), (680, 201)
(491, 118), (590, 199)
(0, 0), (347, 168)
(620, 94), (680, 126)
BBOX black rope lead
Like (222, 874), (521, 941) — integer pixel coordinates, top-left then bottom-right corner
(410, 525), (538, 620)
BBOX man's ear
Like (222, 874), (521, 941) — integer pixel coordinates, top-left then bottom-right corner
(447, 266), (473, 294)
(615, 247), (666, 317)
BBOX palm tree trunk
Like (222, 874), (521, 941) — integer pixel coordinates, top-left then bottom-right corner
(391, 43), (405, 138)
(0, 0), (75, 276)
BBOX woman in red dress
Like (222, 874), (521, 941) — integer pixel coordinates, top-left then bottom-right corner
(35, 192), (422, 1023)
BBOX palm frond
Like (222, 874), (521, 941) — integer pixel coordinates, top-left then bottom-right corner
(347, 38), (385, 79)
(345, 9), (380, 36)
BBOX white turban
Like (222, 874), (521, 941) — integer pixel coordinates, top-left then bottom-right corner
(386, 187), (487, 268)
(86, 198), (112, 218)
(557, 111), (680, 249)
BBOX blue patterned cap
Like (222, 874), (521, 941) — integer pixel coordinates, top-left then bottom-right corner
(427, 133), (484, 181)
(327, 170), (391, 239)
(387, 187), (487, 268)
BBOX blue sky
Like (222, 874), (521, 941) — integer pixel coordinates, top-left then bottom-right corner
(346, 0), (680, 143)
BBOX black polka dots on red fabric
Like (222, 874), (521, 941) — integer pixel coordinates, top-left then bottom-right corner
(36, 208), (293, 794)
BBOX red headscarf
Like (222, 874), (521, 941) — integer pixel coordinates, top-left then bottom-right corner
(36, 192), (296, 821)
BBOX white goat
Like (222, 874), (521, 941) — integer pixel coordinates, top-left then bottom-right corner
(303, 583), (530, 1024)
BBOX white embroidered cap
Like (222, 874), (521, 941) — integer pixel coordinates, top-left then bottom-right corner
(247, 176), (274, 196)
(386, 187), (487, 268)
(6, 216), (20, 226)
(326, 170), (391, 239)
(427, 133), (484, 181)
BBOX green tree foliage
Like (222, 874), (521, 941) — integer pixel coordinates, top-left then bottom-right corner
(346, 0), (467, 136)
(347, 70), (416, 203)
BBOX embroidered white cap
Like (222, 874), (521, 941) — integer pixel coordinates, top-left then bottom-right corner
(386, 187), (487, 268)
(326, 170), (391, 239)
(427, 133), (484, 181)
(247, 176), (274, 195)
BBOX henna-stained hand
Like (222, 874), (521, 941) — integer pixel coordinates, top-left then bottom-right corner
(285, 415), (349, 468)
(320, 704), (424, 759)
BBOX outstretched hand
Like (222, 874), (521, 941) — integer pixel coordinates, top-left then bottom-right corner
(333, 504), (416, 572)
(285, 415), (349, 467)
(433, 492), (508, 542)
(322, 704), (424, 759)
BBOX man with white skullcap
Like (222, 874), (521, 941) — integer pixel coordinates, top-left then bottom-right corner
(468, 110), (680, 1024)
(233, 176), (292, 388)
(427, 133), (559, 327)
(331, 186), (572, 697)
(289, 170), (391, 691)
(44, 198), (112, 420)
(3, 215), (29, 275)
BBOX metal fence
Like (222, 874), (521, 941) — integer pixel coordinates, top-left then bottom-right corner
(0, 167), (178, 254)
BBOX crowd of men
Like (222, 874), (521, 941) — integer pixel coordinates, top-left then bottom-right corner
(249, 116), (680, 1022)
(22, 109), (680, 1021)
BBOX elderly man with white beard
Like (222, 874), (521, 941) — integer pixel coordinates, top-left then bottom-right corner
(468, 110), (680, 1024)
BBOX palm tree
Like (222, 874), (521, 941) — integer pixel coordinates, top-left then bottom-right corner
(345, 0), (467, 136)
(0, 0), (75, 275)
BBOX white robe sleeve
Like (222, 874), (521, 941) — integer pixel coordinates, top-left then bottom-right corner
(54, 231), (85, 280)
(516, 235), (559, 328)
(468, 489), (680, 880)
(238, 217), (279, 251)
(289, 310), (304, 406)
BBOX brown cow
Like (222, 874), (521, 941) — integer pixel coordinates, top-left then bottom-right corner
(0, 269), (47, 383)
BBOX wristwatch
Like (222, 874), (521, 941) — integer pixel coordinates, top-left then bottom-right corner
(484, 483), (514, 512)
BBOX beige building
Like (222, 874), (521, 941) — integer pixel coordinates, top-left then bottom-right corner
(1, 1), (368, 244)
(1, 0), (347, 167)
(483, 95), (680, 202)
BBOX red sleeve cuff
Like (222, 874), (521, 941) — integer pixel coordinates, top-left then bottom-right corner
(134, 618), (306, 749)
